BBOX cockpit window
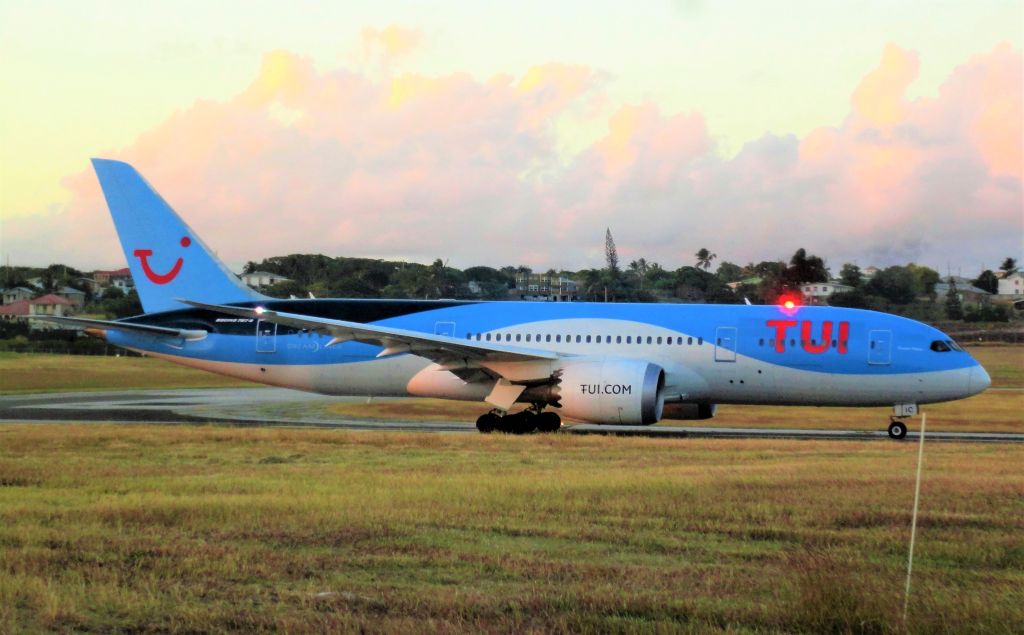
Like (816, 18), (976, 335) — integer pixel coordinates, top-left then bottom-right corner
(930, 340), (951, 352)
(946, 340), (964, 352)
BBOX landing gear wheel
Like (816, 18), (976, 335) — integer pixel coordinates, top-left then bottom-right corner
(536, 412), (561, 432)
(888, 420), (908, 440)
(509, 412), (538, 435)
(476, 413), (498, 434)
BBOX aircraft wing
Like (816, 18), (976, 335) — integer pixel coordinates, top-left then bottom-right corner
(29, 315), (208, 340)
(180, 300), (561, 364)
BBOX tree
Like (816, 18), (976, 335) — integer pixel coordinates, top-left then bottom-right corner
(715, 261), (743, 283)
(604, 229), (619, 275)
(828, 288), (870, 309)
(785, 248), (828, 285)
(628, 258), (650, 290)
(839, 263), (862, 288)
(907, 263), (940, 299)
(695, 248), (716, 271)
(865, 266), (917, 304)
(999, 257), (1018, 276)
(972, 270), (999, 294)
(945, 277), (964, 320)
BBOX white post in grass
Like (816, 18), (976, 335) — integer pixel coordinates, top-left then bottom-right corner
(903, 412), (927, 624)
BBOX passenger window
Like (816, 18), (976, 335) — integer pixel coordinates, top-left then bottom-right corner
(546, 334), (551, 342)
(556, 335), (561, 343)
(646, 336), (653, 344)
(575, 335), (582, 343)
(698, 337), (703, 345)
(688, 337), (693, 345)
(506, 334), (511, 342)
(616, 336), (622, 344)
(486, 333), (491, 341)
(626, 336), (632, 344)
(515, 334), (522, 342)
(586, 335), (592, 343)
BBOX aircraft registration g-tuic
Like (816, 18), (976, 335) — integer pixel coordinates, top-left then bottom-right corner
(39, 159), (991, 438)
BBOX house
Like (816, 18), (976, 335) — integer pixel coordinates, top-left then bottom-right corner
(997, 272), (1024, 297)
(0, 294), (74, 330)
(800, 281), (854, 305)
(27, 294), (74, 317)
(93, 268), (133, 289)
(513, 273), (578, 302)
(75, 277), (101, 294)
(57, 286), (87, 309)
(2, 287), (35, 304)
(935, 279), (992, 306)
(241, 271), (293, 289)
(0, 300), (29, 321)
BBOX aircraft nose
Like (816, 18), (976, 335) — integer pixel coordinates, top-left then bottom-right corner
(969, 365), (991, 395)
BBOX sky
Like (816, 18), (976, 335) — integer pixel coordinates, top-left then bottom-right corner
(1, 0), (1021, 277)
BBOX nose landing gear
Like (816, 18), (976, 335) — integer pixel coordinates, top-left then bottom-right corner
(887, 403), (918, 440)
(887, 418), (908, 440)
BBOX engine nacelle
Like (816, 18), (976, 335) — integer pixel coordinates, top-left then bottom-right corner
(661, 402), (717, 420)
(554, 358), (665, 425)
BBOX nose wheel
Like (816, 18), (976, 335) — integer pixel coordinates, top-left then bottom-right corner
(887, 419), (908, 440)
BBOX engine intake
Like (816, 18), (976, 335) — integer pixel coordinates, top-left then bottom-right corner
(553, 358), (665, 425)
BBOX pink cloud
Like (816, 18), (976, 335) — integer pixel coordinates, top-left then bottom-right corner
(4, 41), (1021, 275)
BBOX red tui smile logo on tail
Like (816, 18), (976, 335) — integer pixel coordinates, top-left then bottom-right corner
(134, 236), (191, 284)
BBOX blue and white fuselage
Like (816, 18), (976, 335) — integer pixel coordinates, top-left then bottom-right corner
(45, 159), (990, 435)
(108, 299), (988, 409)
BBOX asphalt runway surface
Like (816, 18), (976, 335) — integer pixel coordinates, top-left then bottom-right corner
(1, 387), (1021, 443)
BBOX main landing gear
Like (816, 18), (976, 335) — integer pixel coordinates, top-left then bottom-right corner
(476, 404), (561, 434)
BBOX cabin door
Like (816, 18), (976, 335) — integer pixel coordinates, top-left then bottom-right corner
(868, 330), (892, 365)
(256, 320), (277, 353)
(715, 326), (737, 362)
(434, 321), (456, 338)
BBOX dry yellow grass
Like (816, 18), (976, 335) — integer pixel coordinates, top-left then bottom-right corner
(0, 425), (1021, 633)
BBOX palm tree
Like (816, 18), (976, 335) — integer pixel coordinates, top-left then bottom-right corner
(628, 258), (649, 290)
(695, 248), (717, 271)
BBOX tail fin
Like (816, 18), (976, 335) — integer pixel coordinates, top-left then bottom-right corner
(91, 159), (265, 314)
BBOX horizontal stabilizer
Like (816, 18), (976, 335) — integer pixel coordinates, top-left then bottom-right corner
(31, 315), (208, 341)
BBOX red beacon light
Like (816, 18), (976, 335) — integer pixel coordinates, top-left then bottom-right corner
(778, 295), (800, 316)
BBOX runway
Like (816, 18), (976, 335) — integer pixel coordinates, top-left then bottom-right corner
(1, 387), (1021, 443)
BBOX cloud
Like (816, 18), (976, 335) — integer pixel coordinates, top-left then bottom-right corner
(4, 39), (1021, 275)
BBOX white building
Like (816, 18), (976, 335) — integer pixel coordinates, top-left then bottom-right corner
(241, 271), (293, 289)
(997, 272), (1023, 296)
(800, 281), (854, 305)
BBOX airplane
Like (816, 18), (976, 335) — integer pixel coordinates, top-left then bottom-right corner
(39, 159), (991, 439)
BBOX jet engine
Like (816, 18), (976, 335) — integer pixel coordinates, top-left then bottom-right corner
(547, 358), (665, 425)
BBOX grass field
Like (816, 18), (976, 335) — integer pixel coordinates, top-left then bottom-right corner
(0, 425), (1021, 633)
(0, 352), (257, 394)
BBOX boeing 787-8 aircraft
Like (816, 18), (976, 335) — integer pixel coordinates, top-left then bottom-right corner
(41, 159), (991, 438)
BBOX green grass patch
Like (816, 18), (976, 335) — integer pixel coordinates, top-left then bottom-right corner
(0, 425), (1021, 632)
(0, 353), (257, 394)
